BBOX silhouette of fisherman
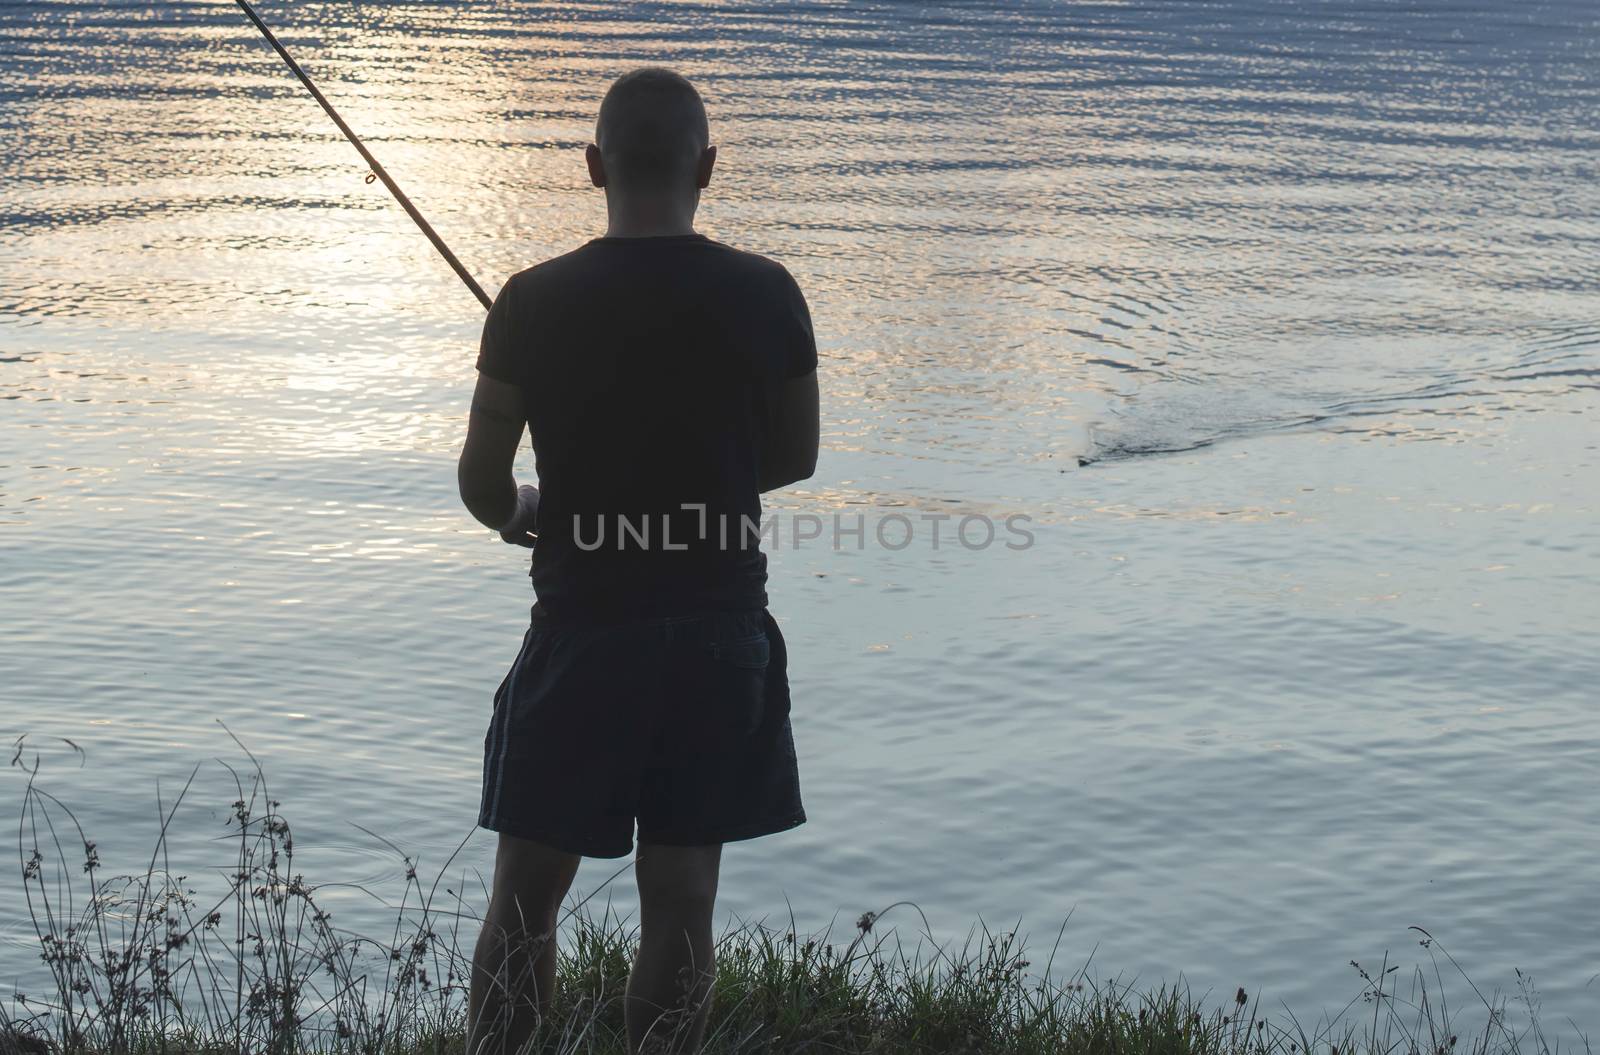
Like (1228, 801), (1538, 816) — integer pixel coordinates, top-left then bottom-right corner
(456, 68), (819, 1054)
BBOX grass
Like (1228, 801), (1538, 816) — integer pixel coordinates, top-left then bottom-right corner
(2, 731), (1589, 1055)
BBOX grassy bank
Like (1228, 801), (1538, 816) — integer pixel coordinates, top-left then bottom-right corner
(3, 739), (1585, 1055)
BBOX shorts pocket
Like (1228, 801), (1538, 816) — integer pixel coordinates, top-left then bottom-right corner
(704, 630), (770, 736)
(490, 622), (546, 718)
(709, 632), (770, 669)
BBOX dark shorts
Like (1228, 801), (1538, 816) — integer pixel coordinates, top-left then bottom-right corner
(478, 607), (806, 858)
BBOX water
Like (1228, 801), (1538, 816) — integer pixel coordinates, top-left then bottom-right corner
(3, 0), (1598, 1040)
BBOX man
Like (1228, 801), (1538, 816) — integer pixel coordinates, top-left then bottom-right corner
(456, 67), (819, 1055)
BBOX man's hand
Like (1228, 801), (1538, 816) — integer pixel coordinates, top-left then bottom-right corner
(497, 483), (540, 548)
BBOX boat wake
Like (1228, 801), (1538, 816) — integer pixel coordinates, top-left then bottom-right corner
(1077, 333), (1600, 466)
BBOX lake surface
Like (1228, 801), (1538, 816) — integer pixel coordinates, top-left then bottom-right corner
(3, 0), (1597, 1041)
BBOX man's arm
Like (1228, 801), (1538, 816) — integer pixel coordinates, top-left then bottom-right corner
(758, 367), (819, 493)
(458, 371), (531, 534)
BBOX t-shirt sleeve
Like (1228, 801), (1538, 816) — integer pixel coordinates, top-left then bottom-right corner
(474, 275), (524, 385)
(773, 266), (818, 379)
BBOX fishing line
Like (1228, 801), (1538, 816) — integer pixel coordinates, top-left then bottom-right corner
(233, 0), (493, 310)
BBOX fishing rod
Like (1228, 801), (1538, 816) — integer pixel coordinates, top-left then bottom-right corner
(233, 0), (493, 311)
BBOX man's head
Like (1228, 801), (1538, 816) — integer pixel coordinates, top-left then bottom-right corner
(587, 68), (715, 198)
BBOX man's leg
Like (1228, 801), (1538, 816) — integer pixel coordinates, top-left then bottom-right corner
(468, 833), (582, 1055)
(626, 842), (722, 1054)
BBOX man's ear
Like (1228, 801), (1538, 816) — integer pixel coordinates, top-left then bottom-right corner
(585, 143), (606, 188)
(695, 144), (716, 190)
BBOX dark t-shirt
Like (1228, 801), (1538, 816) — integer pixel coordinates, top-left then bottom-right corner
(476, 233), (817, 620)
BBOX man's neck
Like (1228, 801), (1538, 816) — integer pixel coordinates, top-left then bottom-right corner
(604, 221), (698, 238)
(603, 194), (699, 238)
